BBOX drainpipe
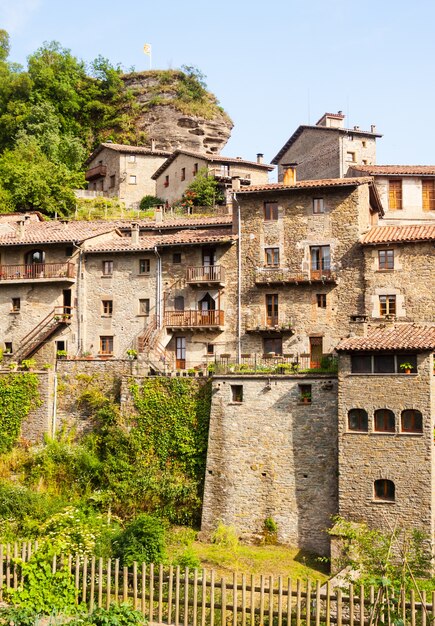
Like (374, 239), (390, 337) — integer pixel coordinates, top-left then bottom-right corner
(154, 247), (162, 328)
(52, 371), (58, 436)
(72, 242), (83, 354)
(233, 192), (242, 364)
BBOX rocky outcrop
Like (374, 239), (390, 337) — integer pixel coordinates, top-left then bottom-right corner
(121, 71), (233, 154)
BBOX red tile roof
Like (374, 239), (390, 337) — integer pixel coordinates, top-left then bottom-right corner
(236, 177), (375, 193)
(0, 221), (117, 245)
(85, 228), (236, 253)
(86, 142), (171, 165)
(361, 224), (435, 244)
(336, 324), (435, 352)
(349, 165), (435, 176)
(315, 112), (345, 124)
(108, 215), (233, 230)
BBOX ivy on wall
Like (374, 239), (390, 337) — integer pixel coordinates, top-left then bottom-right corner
(0, 374), (41, 452)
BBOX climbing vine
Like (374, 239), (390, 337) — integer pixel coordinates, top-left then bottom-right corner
(0, 374), (40, 452)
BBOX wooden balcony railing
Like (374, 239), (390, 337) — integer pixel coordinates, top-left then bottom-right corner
(255, 267), (336, 285)
(164, 310), (224, 327)
(186, 265), (224, 283)
(85, 164), (107, 181)
(0, 263), (76, 281)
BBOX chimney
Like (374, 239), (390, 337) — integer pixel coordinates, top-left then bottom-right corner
(131, 222), (140, 245)
(150, 138), (156, 152)
(371, 124), (376, 133)
(353, 125), (360, 131)
(155, 205), (164, 222)
(256, 153), (264, 164)
(17, 219), (25, 240)
(231, 176), (241, 192)
(282, 163), (297, 185)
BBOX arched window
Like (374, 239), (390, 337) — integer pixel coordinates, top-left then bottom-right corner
(374, 479), (395, 501)
(25, 249), (45, 265)
(374, 409), (395, 432)
(401, 410), (423, 433)
(348, 409), (368, 432)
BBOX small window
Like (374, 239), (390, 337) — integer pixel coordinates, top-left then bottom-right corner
(174, 296), (184, 311)
(65, 246), (73, 257)
(348, 409), (368, 431)
(127, 154), (136, 163)
(11, 297), (20, 312)
(173, 253), (182, 264)
(164, 175), (169, 187)
(378, 249), (394, 270)
(388, 180), (402, 210)
(193, 163), (198, 175)
(181, 167), (186, 181)
(313, 198), (325, 214)
(316, 293), (327, 308)
(374, 479), (395, 501)
(373, 354), (395, 373)
(299, 384), (312, 404)
(206, 343), (214, 356)
(139, 298), (150, 316)
(401, 410), (423, 433)
(109, 174), (116, 188)
(100, 336), (113, 355)
(139, 259), (150, 274)
(102, 260), (113, 276)
(4, 342), (13, 354)
(264, 202), (278, 221)
(346, 152), (356, 162)
(379, 295), (396, 316)
(310, 245), (331, 273)
(263, 337), (282, 355)
(129, 175), (137, 185)
(351, 354), (372, 373)
(102, 300), (113, 316)
(374, 409), (395, 432)
(362, 141), (367, 148)
(264, 247), (279, 267)
(231, 385), (243, 403)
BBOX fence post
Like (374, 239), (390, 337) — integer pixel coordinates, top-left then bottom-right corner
(221, 577), (227, 626)
(168, 565), (174, 625)
(158, 564), (164, 624)
(193, 568), (198, 626)
(89, 556), (95, 613)
(98, 557), (103, 608)
(269, 575), (274, 626)
(82, 555), (88, 606)
(210, 568), (215, 626)
(233, 571), (238, 626)
(149, 562), (155, 623)
(175, 565), (180, 626)
(141, 563), (146, 617)
(242, 573), (247, 626)
(123, 565), (128, 603)
(106, 559), (111, 610)
(184, 567), (189, 626)
(201, 568), (206, 626)
(133, 562), (138, 610)
(114, 558), (119, 603)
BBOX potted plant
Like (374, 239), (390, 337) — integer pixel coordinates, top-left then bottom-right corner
(56, 349), (67, 360)
(187, 368), (196, 377)
(126, 348), (138, 360)
(21, 358), (36, 371)
(82, 351), (93, 360)
(300, 391), (311, 404)
(399, 362), (414, 374)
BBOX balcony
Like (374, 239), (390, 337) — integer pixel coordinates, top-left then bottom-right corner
(255, 267), (336, 285)
(245, 318), (294, 334)
(208, 167), (252, 185)
(85, 164), (107, 181)
(164, 309), (224, 330)
(186, 265), (225, 286)
(0, 263), (76, 284)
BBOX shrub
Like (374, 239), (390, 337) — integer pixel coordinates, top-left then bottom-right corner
(113, 514), (166, 566)
(211, 521), (239, 550)
(263, 517), (278, 545)
(69, 603), (146, 626)
(139, 195), (164, 211)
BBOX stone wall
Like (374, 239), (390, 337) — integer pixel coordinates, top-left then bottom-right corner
(201, 374), (338, 555)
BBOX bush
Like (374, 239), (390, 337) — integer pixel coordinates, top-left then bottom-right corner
(69, 603), (146, 626)
(113, 514), (166, 566)
(211, 521), (239, 550)
(139, 195), (164, 211)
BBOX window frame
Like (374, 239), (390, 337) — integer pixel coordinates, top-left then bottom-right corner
(173, 253), (182, 264)
(374, 409), (395, 433)
(11, 297), (20, 312)
(388, 179), (402, 210)
(263, 337), (283, 356)
(139, 298), (150, 316)
(347, 408), (368, 432)
(265, 293), (279, 326)
(263, 201), (278, 221)
(128, 174), (137, 185)
(378, 249), (394, 270)
(316, 293), (327, 308)
(351, 353), (417, 375)
(264, 247), (280, 267)
(181, 167), (186, 181)
(231, 384), (243, 403)
(422, 179), (435, 211)
(102, 300), (113, 316)
(99, 336), (114, 355)
(401, 409), (423, 433)
(312, 198), (325, 214)
(139, 258), (151, 274)
(102, 260), (113, 276)
(374, 479), (395, 502)
(379, 295), (396, 316)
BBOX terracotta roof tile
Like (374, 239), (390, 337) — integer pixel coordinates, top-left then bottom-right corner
(336, 324), (435, 352)
(349, 165), (435, 176)
(0, 221), (117, 245)
(108, 215), (233, 230)
(152, 150), (274, 179)
(86, 143), (171, 164)
(361, 224), (435, 244)
(236, 177), (374, 193)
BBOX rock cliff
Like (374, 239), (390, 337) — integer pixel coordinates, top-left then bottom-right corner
(120, 70), (233, 154)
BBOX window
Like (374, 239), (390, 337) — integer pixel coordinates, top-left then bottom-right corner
(164, 175), (169, 187)
(351, 353), (417, 374)
(316, 293), (327, 308)
(100, 336), (113, 355)
(310, 245), (331, 275)
(351, 354), (372, 373)
(102, 300), (113, 316)
(265, 247), (279, 267)
(26, 249), (45, 265)
(362, 141), (367, 148)
(174, 296), (184, 311)
(374, 409), (395, 432)
(139, 298), (150, 316)
(265, 294), (278, 326)
(313, 198), (325, 214)
(401, 410), (423, 433)
(109, 175), (115, 188)
(127, 154), (136, 163)
(379, 295), (396, 316)
(11, 297), (20, 312)
(231, 385), (243, 403)
(373, 354), (395, 373)
(129, 175), (136, 185)
(193, 163), (198, 175)
(378, 249), (394, 270)
(181, 167), (186, 181)
(263, 337), (282, 355)
(65, 246), (73, 257)
(206, 343), (214, 356)
(346, 152), (356, 162)
(102, 260), (113, 275)
(4, 342), (12, 354)
(173, 253), (181, 264)
(388, 180), (402, 210)
(348, 409), (368, 432)
(139, 259), (150, 274)
(374, 479), (395, 502)
(422, 179), (435, 211)
(299, 384), (312, 404)
(263, 201), (278, 221)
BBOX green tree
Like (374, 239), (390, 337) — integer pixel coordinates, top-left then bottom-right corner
(181, 167), (224, 207)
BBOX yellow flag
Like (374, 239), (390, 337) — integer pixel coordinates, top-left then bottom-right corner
(143, 44), (151, 56)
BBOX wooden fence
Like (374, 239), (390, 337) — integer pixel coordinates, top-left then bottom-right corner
(0, 542), (434, 625)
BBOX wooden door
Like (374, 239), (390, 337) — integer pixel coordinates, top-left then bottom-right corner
(175, 337), (186, 369)
(310, 336), (323, 369)
(266, 294), (278, 326)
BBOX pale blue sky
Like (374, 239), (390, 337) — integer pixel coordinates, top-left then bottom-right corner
(1, 0), (435, 172)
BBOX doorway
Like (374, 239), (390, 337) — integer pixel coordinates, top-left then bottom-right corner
(63, 289), (72, 315)
(310, 336), (323, 369)
(175, 337), (186, 369)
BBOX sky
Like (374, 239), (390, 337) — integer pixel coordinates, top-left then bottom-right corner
(1, 0), (435, 175)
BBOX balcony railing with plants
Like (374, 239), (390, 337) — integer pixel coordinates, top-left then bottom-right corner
(164, 310), (224, 327)
(0, 263), (76, 281)
(84, 164), (107, 181)
(255, 267), (336, 285)
(208, 353), (338, 375)
(186, 265), (224, 283)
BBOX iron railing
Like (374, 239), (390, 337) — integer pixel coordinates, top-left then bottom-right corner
(0, 263), (75, 281)
(164, 310), (224, 327)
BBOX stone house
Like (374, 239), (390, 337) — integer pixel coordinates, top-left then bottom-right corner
(84, 143), (171, 208)
(348, 164), (435, 224)
(272, 111), (381, 183)
(152, 149), (274, 206)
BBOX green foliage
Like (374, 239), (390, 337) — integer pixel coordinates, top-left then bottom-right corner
(113, 514), (166, 566)
(0, 605), (38, 626)
(263, 517), (278, 545)
(181, 168), (224, 208)
(0, 373), (40, 452)
(69, 603), (146, 626)
(139, 195), (164, 211)
(211, 521), (239, 551)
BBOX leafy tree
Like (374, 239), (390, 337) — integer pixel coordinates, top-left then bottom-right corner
(181, 167), (224, 207)
(139, 195), (164, 211)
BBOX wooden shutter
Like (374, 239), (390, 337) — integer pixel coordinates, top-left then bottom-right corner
(422, 179), (435, 211)
(388, 180), (402, 210)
